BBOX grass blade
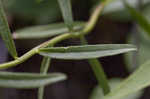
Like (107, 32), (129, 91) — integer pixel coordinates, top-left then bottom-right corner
(0, 0), (18, 59)
(38, 44), (137, 60)
(104, 60), (150, 99)
(0, 72), (66, 89)
(13, 22), (85, 39)
(57, 0), (74, 30)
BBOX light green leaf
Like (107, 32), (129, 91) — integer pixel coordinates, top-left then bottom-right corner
(125, 2), (150, 36)
(90, 78), (143, 99)
(57, 0), (73, 30)
(0, 72), (66, 89)
(103, 60), (150, 99)
(13, 22), (85, 39)
(38, 44), (137, 60)
(0, 0), (18, 59)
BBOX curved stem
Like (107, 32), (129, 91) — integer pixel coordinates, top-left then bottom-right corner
(0, 49), (37, 69)
(81, 2), (105, 35)
(0, 33), (74, 69)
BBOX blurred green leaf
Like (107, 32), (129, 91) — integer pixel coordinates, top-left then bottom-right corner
(125, 2), (150, 36)
(103, 60), (150, 99)
(0, 0), (18, 59)
(90, 78), (143, 99)
(103, 0), (137, 14)
(57, 0), (74, 30)
(38, 44), (137, 60)
(0, 72), (66, 89)
(6, 0), (61, 23)
(100, 0), (150, 21)
(125, 5), (150, 71)
(35, 0), (43, 3)
(125, 31), (150, 71)
(13, 22), (85, 39)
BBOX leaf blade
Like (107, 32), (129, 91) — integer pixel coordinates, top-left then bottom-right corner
(13, 22), (85, 39)
(57, 0), (73, 30)
(0, 72), (66, 89)
(80, 36), (110, 95)
(103, 60), (150, 99)
(0, 0), (18, 59)
(38, 57), (51, 99)
(38, 44), (137, 60)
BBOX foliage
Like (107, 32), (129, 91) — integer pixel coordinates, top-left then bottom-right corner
(0, 0), (150, 99)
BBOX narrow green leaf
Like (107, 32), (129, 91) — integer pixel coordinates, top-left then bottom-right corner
(38, 57), (51, 99)
(103, 60), (150, 99)
(89, 59), (110, 95)
(0, 72), (66, 89)
(40, 57), (51, 74)
(0, 0), (18, 59)
(125, 2), (150, 36)
(13, 22), (85, 39)
(57, 0), (74, 30)
(38, 44), (137, 60)
(80, 36), (110, 95)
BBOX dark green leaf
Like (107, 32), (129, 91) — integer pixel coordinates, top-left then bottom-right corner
(125, 2), (150, 36)
(57, 0), (73, 30)
(0, 72), (66, 89)
(6, 0), (61, 24)
(36, 0), (43, 3)
(0, 0), (18, 59)
(13, 22), (85, 39)
(103, 60), (150, 99)
(38, 44), (137, 60)
(89, 59), (110, 95)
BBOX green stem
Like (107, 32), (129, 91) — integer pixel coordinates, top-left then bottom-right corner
(0, 48), (37, 69)
(81, 2), (105, 35)
(80, 36), (110, 95)
(0, 33), (74, 69)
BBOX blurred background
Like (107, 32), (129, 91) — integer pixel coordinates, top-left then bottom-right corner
(0, 0), (150, 99)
